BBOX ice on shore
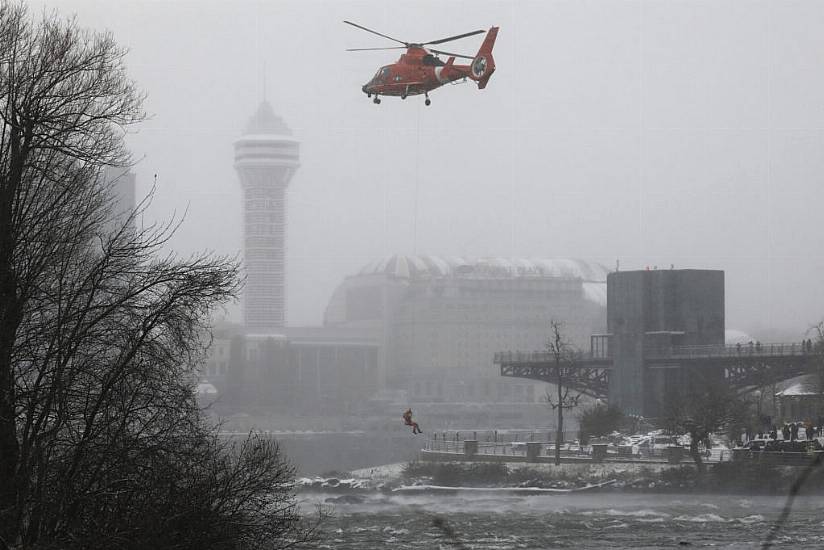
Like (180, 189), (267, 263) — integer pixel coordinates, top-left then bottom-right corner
(349, 462), (407, 481)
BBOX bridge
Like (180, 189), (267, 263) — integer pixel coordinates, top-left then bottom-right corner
(495, 342), (819, 401)
(495, 269), (823, 415)
(494, 351), (612, 398)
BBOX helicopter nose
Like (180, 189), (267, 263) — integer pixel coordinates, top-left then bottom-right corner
(362, 85), (368, 94)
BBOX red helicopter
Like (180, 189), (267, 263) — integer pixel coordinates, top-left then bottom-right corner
(344, 20), (499, 106)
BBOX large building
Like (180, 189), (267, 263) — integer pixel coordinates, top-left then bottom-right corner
(325, 255), (608, 405)
(234, 101), (299, 332)
(204, 255), (609, 422)
(201, 325), (380, 416)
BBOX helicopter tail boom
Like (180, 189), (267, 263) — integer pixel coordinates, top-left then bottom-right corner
(468, 27), (498, 89)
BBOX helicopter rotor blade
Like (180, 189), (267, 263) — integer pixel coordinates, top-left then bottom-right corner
(422, 29), (485, 46)
(346, 47), (408, 52)
(429, 48), (474, 60)
(343, 20), (408, 46)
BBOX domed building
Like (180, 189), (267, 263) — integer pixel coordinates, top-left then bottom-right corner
(324, 255), (608, 405)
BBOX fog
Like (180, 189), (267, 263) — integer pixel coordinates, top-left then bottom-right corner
(38, 0), (824, 338)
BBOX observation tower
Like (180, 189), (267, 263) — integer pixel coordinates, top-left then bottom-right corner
(234, 101), (300, 332)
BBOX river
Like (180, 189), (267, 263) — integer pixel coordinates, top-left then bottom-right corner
(301, 492), (824, 548)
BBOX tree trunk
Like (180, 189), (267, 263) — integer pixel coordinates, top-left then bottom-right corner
(0, 354), (19, 549)
(555, 380), (563, 466)
(0, 129), (23, 549)
(689, 434), (706, 475)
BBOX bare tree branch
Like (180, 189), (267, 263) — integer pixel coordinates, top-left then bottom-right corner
(0, 5), (319, 549)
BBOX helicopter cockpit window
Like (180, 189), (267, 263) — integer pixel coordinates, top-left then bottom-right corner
(374, 66), (391, 82)
(422, 54), (444, 67)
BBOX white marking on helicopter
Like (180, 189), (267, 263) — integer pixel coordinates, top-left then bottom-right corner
(434, 66), (450, 84)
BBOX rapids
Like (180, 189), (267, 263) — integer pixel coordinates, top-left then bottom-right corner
(302, 492), (824, 549)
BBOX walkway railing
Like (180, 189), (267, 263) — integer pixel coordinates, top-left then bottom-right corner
(424, 438), (588, 458)
(423, 430), (576, 452)
(653, 342), (810, 360)
(422, 430), (733, 463)
(495, 342), (812, 363)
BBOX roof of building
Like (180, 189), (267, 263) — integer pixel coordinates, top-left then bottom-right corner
(243, 100), (292, 136)
(356, 255), (610, 282)
(775, 374), (821, 397)
(583, 282), (607, 305)
(725, 329), (754, 345)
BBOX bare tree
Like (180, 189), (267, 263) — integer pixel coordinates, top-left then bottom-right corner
(0, 5), (317, 549)
(0, 4), (143, 542)
(577, 402), (624, 445)
(663, 383), (748, 474)
(545, 320), (581, 466)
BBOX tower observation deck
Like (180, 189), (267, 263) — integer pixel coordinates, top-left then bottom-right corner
(234, 101), (300, 332)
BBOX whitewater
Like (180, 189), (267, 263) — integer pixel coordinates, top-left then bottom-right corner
(301, 492), (824, 549)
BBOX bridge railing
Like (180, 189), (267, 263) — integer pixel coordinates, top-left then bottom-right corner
(652, 342), (809, 360)
(495, 342), (812, 364)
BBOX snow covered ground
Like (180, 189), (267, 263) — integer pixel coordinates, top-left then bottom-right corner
(349, 462), (407, 481)
(346, 460), (680, 485)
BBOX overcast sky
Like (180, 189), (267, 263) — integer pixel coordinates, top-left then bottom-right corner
(35, 0), (824, 338)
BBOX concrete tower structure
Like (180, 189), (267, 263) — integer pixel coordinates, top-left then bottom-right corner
(607, 269), (725, 415)
(234, 101), (299, 332)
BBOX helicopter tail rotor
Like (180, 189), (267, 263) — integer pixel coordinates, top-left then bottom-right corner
(467, 27), (498, 89)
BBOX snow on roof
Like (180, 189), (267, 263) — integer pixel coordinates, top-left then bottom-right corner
(775, 374), (820, 397)
(583, 282), (607, 307)
(357, 255), (609, 282)
(726, 329), (754, 345)
(776, 382), (820, 397)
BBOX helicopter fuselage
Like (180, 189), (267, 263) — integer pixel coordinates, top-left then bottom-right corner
(361, 47), (470, 98)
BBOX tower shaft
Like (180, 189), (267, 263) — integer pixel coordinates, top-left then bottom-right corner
(234, 102), (299, 333)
